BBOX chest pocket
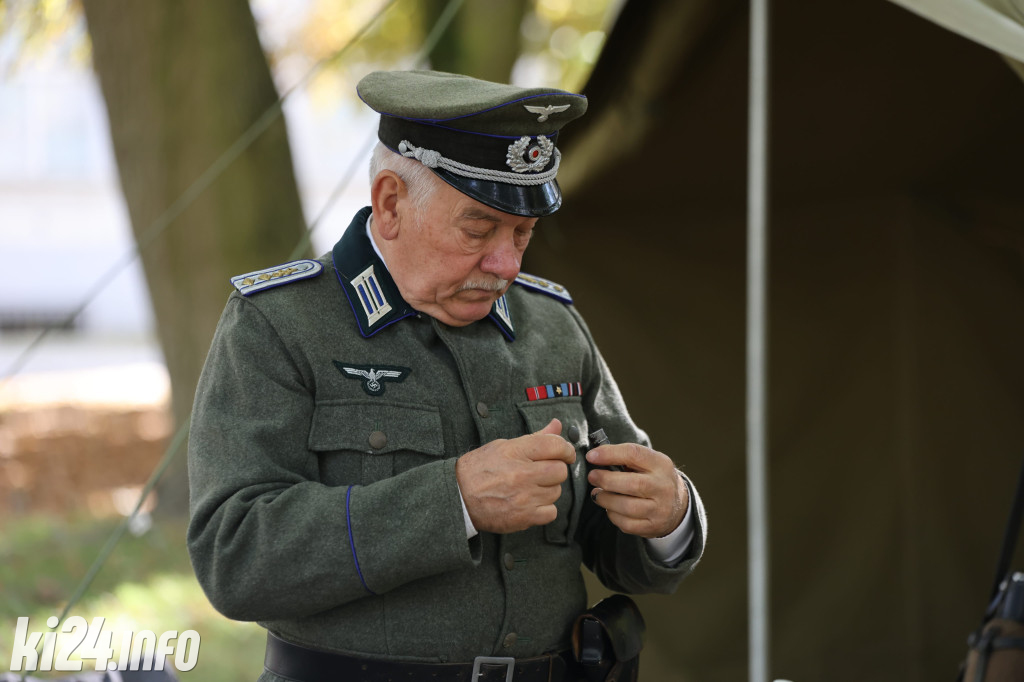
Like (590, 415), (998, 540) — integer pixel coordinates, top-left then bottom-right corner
(308, 399), (445, 486)
(517, 398), (589, 545)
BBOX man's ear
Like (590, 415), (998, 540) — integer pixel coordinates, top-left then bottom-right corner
(370, 170), (404, 240)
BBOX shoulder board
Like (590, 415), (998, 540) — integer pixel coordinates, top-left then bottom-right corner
(514, 272), (573, 304)
(231, 259), (323, 296)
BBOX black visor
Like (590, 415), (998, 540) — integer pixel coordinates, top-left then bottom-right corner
(430, 168), (562, 217)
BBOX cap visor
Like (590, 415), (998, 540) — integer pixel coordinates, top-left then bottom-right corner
(431, 169), (562, 218)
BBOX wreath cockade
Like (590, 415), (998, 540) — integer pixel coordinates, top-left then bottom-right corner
(506, 135), (554, 173)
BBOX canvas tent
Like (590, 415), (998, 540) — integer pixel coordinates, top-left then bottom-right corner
(527, 0), (1024, 680)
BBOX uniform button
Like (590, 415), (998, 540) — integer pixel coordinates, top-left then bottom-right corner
(567, 425), (580, 443)
(368, 430), (387, 450)
(503, 553), (515, 571)
(502, 633), (517, 648)
(476, 401), (490, 418)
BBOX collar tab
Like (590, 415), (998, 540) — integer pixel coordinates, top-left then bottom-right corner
(489, 293), (515, 341)
(333, 208), (416, 338)
(350, 264), (393, 326)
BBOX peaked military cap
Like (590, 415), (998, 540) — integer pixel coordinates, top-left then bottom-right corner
(357, 70), (587, 217)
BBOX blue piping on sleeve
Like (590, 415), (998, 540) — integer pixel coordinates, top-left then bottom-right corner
(346, 485), (376, 595)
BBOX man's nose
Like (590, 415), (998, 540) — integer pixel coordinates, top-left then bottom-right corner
(480, 239), (521, 280)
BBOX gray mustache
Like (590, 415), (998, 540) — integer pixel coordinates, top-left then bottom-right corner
(457, 279), (509, 293)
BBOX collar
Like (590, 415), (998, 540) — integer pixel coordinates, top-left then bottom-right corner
(333, 207), (515, 340)
(365, 214), (388, 266)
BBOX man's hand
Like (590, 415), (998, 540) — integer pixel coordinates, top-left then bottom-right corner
(456, 418), (576, 534)
(586, 444), (688, 538)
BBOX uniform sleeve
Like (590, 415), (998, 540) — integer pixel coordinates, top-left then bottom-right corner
(567, 306), (707, 594)
(186, 295), (478, 622)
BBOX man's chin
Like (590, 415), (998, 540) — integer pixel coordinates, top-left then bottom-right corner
(440, 296), (497, 326)
(457, 288), (500, 302)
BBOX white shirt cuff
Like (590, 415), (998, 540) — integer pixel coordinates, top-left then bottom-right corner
(644, 477), (695, 565)
(457, 482), (479, 539)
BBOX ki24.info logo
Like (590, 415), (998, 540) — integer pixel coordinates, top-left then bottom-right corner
(7, 616), (199, 673)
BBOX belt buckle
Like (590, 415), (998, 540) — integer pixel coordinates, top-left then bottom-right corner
(471, 655), (515, 682)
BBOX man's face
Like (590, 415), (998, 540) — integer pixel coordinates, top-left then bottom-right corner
(386, 178), (538, 327)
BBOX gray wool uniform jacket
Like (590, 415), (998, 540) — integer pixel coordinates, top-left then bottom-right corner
(187, 207), (707, 674)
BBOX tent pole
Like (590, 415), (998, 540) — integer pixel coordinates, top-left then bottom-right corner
(747, 0), (770, 682)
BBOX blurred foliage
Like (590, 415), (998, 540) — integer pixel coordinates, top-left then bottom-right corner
(0, 515), (264, 680)
(0, 515), (191, 620)
(517, 0), (619, 89)
(0, 0), (88, 77)
(269, 0), (621, 102)
(2, 0), (621, 89)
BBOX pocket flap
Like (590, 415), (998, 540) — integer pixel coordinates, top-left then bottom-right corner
(308, 399), (444, 456)
(516, 397), (587, 438)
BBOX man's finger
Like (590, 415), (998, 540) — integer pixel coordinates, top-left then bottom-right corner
(533, 418), (562, 436)
(537, 482), (564, 505)
(524, 435), (575, 464)
(520, 423), (575, 463)
(604, 510), (653, 538)
(592, 488), (655, 519)
(533, 460), (570, 486)
(586, 442), (660, 472)
(588, 468), (653, 499)
(532, 503), (559, 526)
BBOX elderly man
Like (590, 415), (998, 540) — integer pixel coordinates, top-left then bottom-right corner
(187, 70), (707, 682)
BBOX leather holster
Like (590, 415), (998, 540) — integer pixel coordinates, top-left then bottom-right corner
(571, 595), (646, 682)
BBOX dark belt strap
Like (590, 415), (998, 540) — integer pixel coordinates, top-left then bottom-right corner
(264, 631), (578, 682)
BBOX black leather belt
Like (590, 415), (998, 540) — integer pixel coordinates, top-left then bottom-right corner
(264, 631), (580, 682)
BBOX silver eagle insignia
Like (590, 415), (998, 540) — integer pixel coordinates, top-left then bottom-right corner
(523, 103), (571, 122)
(333, 361), (411, 396)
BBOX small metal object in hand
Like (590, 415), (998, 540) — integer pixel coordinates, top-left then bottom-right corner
(588, 428), (623, 472)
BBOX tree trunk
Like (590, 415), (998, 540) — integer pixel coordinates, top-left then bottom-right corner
(82, 0), (309, 516)
(423, 0), (528, 82)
